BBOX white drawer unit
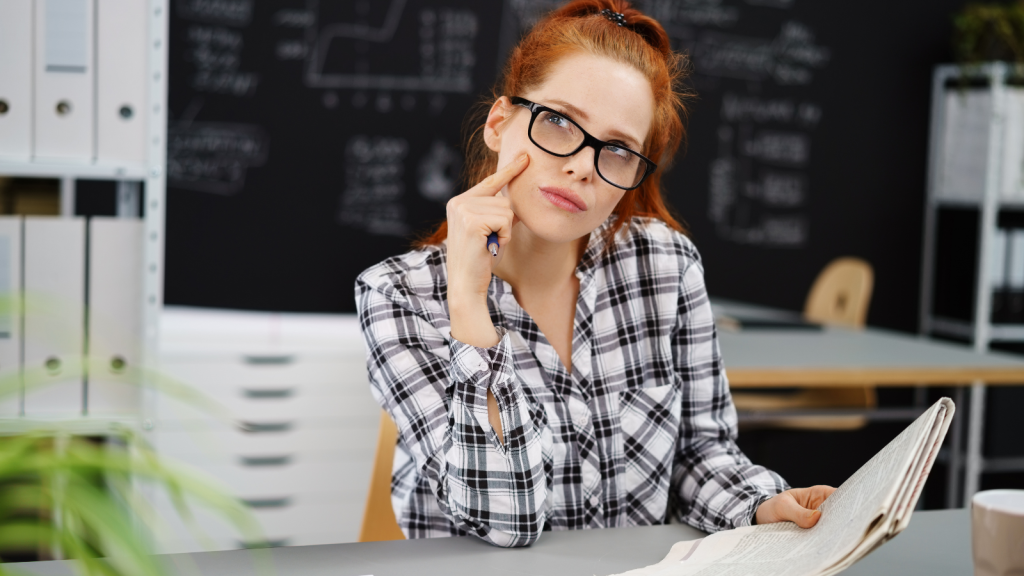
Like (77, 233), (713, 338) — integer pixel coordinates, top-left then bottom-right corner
(155, 377), (376, 424)
(148, 489), (367, 553)
(151, 307), (381, 554)
(152, 420), (378, 466)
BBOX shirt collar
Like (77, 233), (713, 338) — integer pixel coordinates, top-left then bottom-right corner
(575, 215), (619, 280)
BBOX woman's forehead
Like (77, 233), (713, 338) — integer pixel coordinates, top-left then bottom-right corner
(524, 52), (654, 144)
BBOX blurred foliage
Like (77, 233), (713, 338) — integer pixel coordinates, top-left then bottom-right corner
(953, 2), (1024, 66)
(0, 291), (272, 575)
(0, 430), (267, 576)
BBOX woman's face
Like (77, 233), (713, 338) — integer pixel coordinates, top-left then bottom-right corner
(485, 51), (656, 245)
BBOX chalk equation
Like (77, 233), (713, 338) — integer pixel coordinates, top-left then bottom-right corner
(176, 0), (253, 27)
(167, 122), (270, 195)
(693, 22), (829, 85)
(645, 0), (832, 249)
(708, 91), (821, 247)
(338, 136), (411, 236)
(178, 0), (260, 97)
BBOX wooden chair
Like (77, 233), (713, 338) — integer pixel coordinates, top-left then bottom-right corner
(732, 257), (876, 430)
(358, 411), (406, 542)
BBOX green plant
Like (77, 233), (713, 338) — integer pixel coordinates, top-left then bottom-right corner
(0, 294), (272, 575)
(953, 2), (1024, 66)
(0, 428), (267, 576)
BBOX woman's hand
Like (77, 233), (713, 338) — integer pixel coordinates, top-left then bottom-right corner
(755, 485), (836, 528)
(447, 153), (529, 349)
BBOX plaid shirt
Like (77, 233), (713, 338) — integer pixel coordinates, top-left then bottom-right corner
(356, 217), (788, 548)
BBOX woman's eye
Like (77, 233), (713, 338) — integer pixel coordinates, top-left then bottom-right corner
(546, 114), (570, 128)
(606, 145), (631, 159)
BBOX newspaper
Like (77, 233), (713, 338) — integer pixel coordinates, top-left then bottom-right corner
(611, 397), (955, 576)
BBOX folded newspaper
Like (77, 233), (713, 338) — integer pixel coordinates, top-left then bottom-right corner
(611, 397), (955, 576)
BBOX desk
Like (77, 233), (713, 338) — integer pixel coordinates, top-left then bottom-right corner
(713, 298), (1024, 507)
(14, 509), (972, 575)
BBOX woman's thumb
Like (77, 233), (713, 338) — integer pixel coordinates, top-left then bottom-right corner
(783, 497), (822, 528)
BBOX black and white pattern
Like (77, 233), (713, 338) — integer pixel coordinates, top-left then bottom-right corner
(356, 217), (788, 548)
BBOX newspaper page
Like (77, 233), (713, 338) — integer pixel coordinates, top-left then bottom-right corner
(610, 398), (954, 576)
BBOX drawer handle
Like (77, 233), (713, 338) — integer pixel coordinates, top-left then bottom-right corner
(241, 497), (291, 509)
(240, 455), (292, 467)
(240, 538), (289, 549)
(243, 355), (295, 365)
(239, 421), (293, 433)
(243, 388), (294, 399)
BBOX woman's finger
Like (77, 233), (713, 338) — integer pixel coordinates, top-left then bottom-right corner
(463, 153), (530, 197)
(778, 493), (822, 529)
(792, 485), (836, 509)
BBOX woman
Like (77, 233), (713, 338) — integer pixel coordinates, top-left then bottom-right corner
(356, 0), (834, 548)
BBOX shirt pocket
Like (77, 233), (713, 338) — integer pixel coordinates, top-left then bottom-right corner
(618, 383), (681, 521)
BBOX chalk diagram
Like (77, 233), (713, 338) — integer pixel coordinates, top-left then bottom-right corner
(273, 0), (479, 94)
(418, 140), (461, 203)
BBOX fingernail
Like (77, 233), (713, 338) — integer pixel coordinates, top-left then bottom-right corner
(518, 153), (528, 162)
(806, 510), (818, 518)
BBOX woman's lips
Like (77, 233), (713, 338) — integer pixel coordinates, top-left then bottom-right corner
(539, 186), (587, 213)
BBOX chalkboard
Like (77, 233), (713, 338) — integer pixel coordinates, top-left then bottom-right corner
(165, 0), (966, 332)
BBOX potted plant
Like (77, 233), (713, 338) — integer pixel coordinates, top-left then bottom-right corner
(953, 1), (1024, 69)
(0, 351), (269, 575)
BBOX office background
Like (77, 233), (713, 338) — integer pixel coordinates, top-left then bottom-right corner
(154, 0), (1024, 502)
(1, 0), (1021, 557)
(164, 0), (953, 334)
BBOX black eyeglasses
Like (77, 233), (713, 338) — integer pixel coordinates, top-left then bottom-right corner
(510, 96), (656, 191)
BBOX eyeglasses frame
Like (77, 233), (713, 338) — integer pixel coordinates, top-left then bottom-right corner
(509, 96), (657, 191)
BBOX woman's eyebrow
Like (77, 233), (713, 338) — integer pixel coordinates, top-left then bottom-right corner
(545, 99), (643, 150)
(546, 99), (590, 121)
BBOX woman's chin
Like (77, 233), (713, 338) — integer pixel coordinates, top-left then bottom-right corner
(514, 214), (593, 246)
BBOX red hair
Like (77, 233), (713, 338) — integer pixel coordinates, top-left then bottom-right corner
(416, 0), (691, 248)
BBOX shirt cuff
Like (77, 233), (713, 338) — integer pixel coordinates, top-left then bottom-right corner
(737, 491), (778, 528)
(450, 326), (514, 389)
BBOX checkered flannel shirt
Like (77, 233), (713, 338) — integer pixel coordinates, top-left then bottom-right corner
(355, 216), (789, 548)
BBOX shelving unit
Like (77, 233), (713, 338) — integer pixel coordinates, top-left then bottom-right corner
(0, 1), (168, 561)
(920, 62), (1024, 506)
(0, 0), (167, 433)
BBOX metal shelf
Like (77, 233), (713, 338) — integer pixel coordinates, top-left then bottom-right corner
(920, 62), (1024, 507)
(928, 315), (1024, 342)
(0, 160), (148, 180)
(933, 197), (1024, 210)
(0, 0), (168, 434)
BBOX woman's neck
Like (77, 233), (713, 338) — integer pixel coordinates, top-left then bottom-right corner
(493, 222), (587, 294)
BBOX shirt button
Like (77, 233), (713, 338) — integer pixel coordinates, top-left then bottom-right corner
(590, 496), (600, 506)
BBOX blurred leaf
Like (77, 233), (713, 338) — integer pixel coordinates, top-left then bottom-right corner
(953, 2), (1024, 66)
(0, 295), (276, 576)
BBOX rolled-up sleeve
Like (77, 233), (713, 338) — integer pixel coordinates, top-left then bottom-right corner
(670, 252), (789, 532)
(356, 272), (547, 547)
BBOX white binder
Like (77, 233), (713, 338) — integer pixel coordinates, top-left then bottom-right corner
(87, 218), (143, 416)
(0, 218), (23, 417)
(0, 0), (34, 160)
(33, 0), (95, 162)
(23, 217), (85, 416)
(96, 0), (147, 166)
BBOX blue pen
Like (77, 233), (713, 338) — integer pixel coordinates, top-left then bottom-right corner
(487, 232), (499, 257)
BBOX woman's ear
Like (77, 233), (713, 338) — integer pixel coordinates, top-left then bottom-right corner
(483, 96), (512, 153)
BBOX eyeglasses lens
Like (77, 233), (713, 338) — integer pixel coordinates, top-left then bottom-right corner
(533, 111), (581, 154)
(531, 110), (645, 189)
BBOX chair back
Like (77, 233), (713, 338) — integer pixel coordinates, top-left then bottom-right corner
(358, 410), (406, 542)
(804, 257), (874, 328)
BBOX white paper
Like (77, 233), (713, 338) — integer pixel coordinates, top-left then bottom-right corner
(610, 398), (955, 576)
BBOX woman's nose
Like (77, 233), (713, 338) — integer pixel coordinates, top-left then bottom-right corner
(562, 146), (596, 181)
